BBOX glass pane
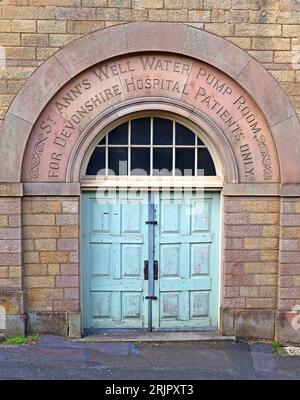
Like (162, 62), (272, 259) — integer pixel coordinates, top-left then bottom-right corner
(108, 122), (128, 145)
(131, 118), (151, 145)
(98, 137), (106, 145)
(175, 148), (195, 176)
(197, 148), (216, 176)
(153, 118), (173, 145)
(86, 147), (106, 175)
(197, 136), (205, 145)
(131, 148), (150, 175)
(108, 147), (128, 175)
(175, 123), (195, 145)
(153, 147), (173, 175)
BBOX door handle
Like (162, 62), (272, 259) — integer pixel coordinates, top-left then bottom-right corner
(144, 260), (159, 280)
(154, 260), (158, 280)
(144, 260), (148, 280)
(145, 296), (157, 300)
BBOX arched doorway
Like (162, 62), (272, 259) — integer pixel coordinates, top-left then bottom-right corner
(0, 22), (298, 341)
(81, 115), (221, 332)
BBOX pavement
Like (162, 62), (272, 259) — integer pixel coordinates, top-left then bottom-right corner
(0, 335), (300, 380)
(80, 331), (236, 342)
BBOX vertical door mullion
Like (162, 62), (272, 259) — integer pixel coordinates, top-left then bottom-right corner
(172, 120), (175, 176)
(147, 191), (155, 332)
(128, 120), (131, 176)
(105, 133), (108, 176)
(150, 117), (153, 176)
(195, 134), (198, 176)
(142, 192), (149, 329)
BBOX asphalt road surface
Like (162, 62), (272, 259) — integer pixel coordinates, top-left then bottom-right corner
(0, 335), (300, 380)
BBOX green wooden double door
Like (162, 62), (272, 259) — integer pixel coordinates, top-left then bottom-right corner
(82, 191), (220, 331)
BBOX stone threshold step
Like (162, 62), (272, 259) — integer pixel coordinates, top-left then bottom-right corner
(78, 331), (236, 343)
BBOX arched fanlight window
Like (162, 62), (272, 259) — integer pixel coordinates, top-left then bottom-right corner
(86, 117), (216, 177)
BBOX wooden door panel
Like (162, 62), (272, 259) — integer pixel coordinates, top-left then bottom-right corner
(154, 192), (220, 330)
(83, 192), (148, 329)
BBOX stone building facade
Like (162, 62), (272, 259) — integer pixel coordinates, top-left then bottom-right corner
(0, 0), (299, 343)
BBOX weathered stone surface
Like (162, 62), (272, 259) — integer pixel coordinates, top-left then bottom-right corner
(23, 183), (80, 196)
(250, 213), (279, 225)
(40, 252), (69, 264)
(0, 290), (24, 315)
(55, 24), (127, 77)
(56, 215), (78, 226)
(27, 311), (68, 336)
(68, 312), (81, 338)
(225, 225), (262, 238)
(23, 226), (60, 239)
(274, 121), (300, 176)
(47, 264), (60, 276)
(221, 309), (234, 336)
(245, 238), (278, 250)
(57, 239), (78, 251)
(64, 287), (79, 300)
(61, 226), (79, 238)
(0, 184), (23, 197)
(0, 315), (25, 336)
(9, 57), (70, 125)
(234, 310), (275, 339)
(62, 201), (78, 213)
(53, 300), (79, 312)
(25, 276), (55, 288)
(35, 239), (57, 251)
(0, 113), (32, 182)
(277, 312), (300, 345)
(238, 59), (295, 126)
(55, 275), (78, 288)
(11, 20), (36, 33)
(184, 24), (251, 79)
(31, 201), (61, 214)
(126, 22), (187, 53)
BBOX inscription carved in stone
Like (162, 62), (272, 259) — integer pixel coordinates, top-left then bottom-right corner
(22, 53), (279, 183)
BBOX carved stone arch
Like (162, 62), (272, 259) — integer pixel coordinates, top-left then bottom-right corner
(0, 22), (298, 184)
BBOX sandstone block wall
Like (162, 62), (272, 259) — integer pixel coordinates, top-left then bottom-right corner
(278, 198), (300, 343)
(223, 196), (300, 342)
(0, 197), (23, 334)
(223, 197), (280, 338)
(22, 196), (80, 336)
(0, 197), (22, 289)
(23, 196), (79, 312)
(0, 0), (299, 122)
